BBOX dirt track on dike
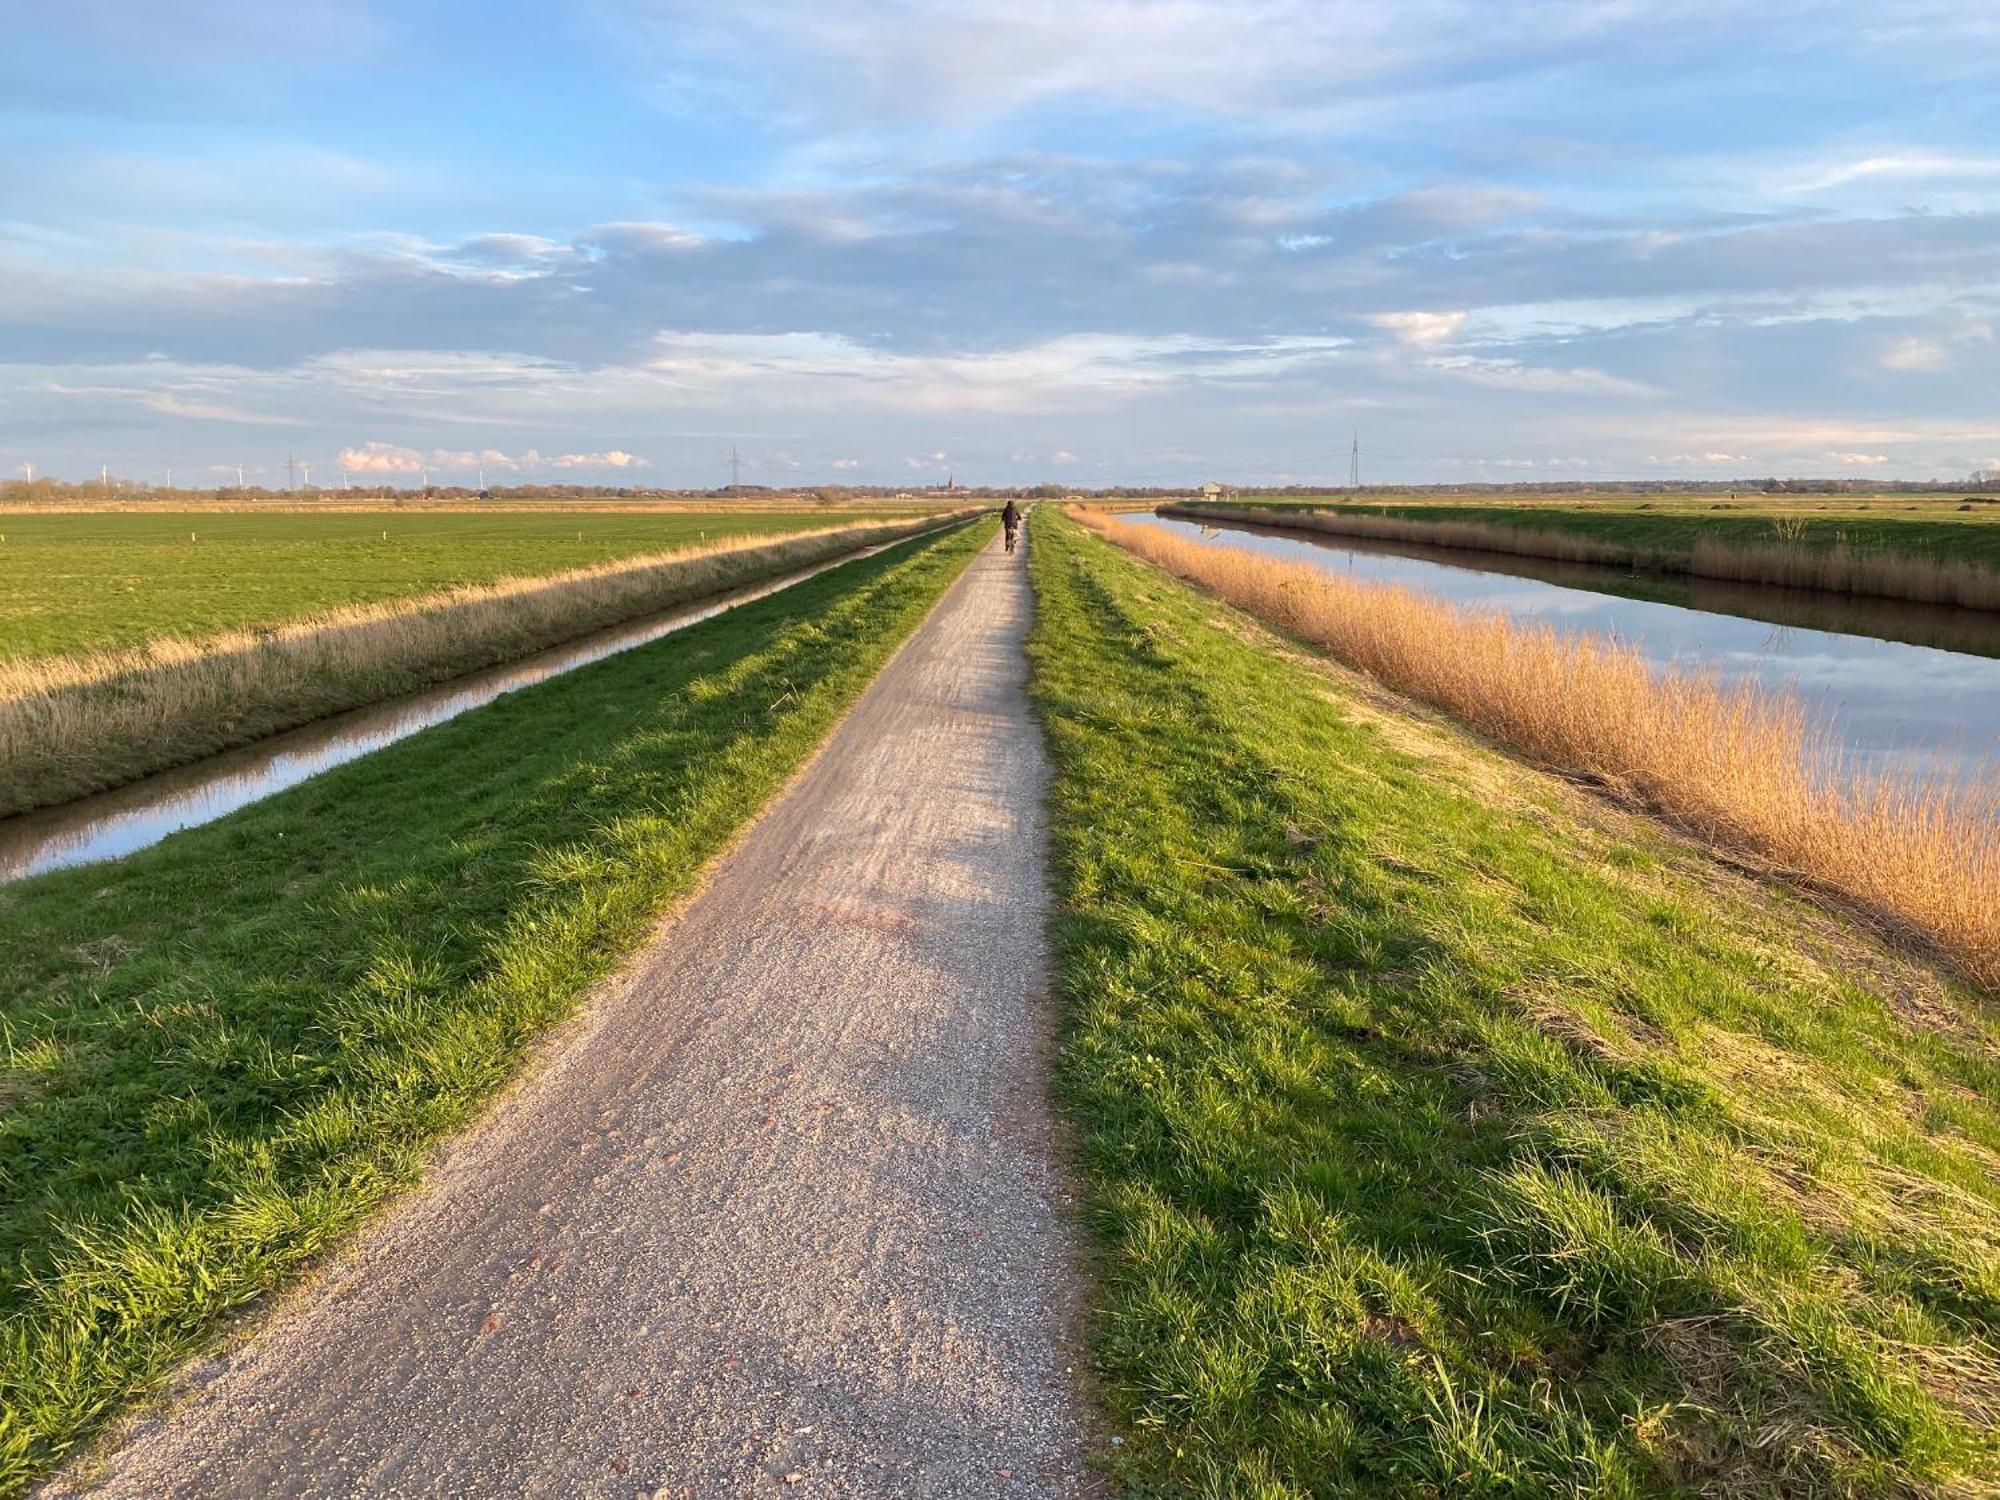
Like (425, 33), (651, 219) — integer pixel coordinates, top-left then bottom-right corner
(53, 527), (1099, 1498)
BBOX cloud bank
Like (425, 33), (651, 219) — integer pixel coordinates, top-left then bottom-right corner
(2, 0), (1998, 482)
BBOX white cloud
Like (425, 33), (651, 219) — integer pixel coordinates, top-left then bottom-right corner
(1881, 319), (1994, 372)
(142, 393), (303, 425)
(1829, 450), (1889, 466)
(1882, 337), (1949, 371)
(583, 222), (705, 254)
(334, 442), (547, 478)
(550, 450), (646, 468)
(1790, 152), (2000, 192)
(830, 457), (860, 469)
(454, 234), (574, 268)
(430, 447), (526, 471)
(337, 441), (424, 474)
(600, 0), (1985, 136)
(1051, 449), (1079, 465)
(1369, 310), (1467, 347)
(638, 330), (1352, 415)
(1422, 356), (1661, 397)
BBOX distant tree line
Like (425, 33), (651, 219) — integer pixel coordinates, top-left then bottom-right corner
(5, 470), (1998, 508)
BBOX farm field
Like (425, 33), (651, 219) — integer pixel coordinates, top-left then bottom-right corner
(0, 508), (909, 661)
(0, 522), (985, 1490)
(1233, 492), (2000, 569)
(1028, 510), (2000, 1495)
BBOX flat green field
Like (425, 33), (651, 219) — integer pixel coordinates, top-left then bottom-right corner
(1240, 493), (2000, 567)
(0, 509), (903, 661)
(0, 522), (982, 1491)
(1030, 512), (1999, 1495)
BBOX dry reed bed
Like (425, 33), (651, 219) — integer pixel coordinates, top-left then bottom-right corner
(1078, 507), (2000, 992)
(0, 513), (969, 817)
(1166, 503), (2000, 610)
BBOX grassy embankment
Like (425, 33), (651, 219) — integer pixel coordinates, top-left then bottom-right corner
(1176, 499), (2000, 610)
(0, 521), (983, 1493)
(1080, 508), (1997, 994)
(0, 513), (967, 817)
(1029, 510), (2000, 1495)
(0, 509), (913, 661)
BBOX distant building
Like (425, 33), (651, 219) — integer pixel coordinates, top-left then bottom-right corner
(1201, 481), (1227, 500)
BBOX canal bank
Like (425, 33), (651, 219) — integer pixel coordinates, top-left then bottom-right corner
(1134, 510), (2000, 781)
(1166, 501), (2000, 612)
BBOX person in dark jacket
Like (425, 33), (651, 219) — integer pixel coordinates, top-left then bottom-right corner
(1000, 500), (1022, 553)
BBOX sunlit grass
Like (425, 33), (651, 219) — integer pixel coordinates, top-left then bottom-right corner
(0, 507), (917, 661)
(1029, 510), (2000, 1495)
(0, 522), (982, 1494)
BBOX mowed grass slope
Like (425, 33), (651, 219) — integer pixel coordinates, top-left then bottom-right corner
(0, 522), (981, 1494)
(1029, 513), (2000, 1496)
(0, 509), (901, 660)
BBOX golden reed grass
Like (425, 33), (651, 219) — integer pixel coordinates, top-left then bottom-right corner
(1077, 508), (2000, 992)
(0, 513), (970, 817)
(1167, 504), (2000, 612)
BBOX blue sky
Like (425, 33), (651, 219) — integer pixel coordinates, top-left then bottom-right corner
(4, 0), (1998, 488)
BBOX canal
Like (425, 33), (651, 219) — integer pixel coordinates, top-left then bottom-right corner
(1126, 510), (2000, 783)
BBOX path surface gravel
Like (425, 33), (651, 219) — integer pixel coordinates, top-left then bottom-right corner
(56, 529), (1098, 1498)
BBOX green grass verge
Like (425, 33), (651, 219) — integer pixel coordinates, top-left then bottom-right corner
(1229, 496), (2000, 570)
(1028, 511), (2000, 1496)
(0, 521), (982, 1493)
(0, 509), (905, 660)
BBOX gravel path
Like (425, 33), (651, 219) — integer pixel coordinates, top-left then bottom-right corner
(56, 529), (1098, 1498)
